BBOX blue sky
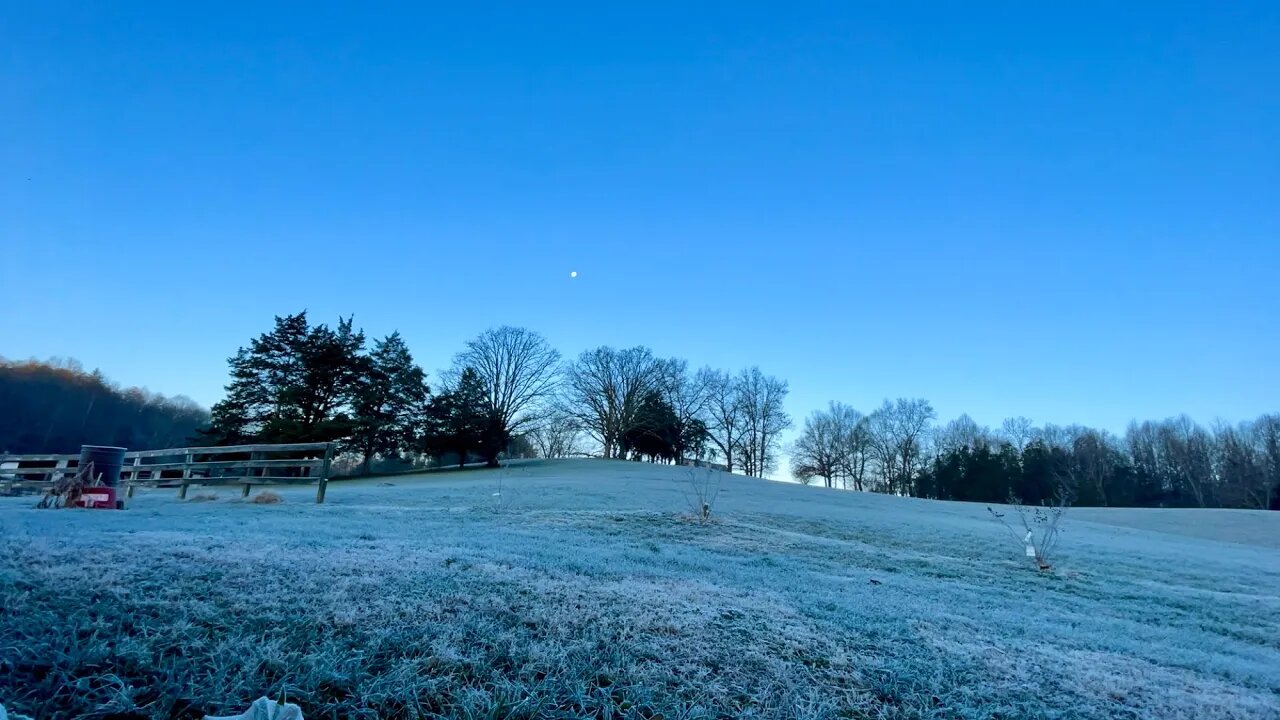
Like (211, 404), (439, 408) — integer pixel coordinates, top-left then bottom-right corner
(3, 2), (1278, 442)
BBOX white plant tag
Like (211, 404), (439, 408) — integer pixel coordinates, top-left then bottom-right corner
(204, 697), (304, 720)
(1, 703), (35, 720)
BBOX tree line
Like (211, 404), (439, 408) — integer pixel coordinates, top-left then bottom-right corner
(13, 314), (1271, 511)
(791, 400), (1280, 510)
(200, 313), (794, 477)
(0, 357), (210, 454)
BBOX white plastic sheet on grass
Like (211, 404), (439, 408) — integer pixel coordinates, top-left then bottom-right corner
(204, 697), (303, 720)
(0, 704), (34, 720)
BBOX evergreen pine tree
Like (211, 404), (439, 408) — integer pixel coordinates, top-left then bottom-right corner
(423, 367), (498, 468)
(201, 312), (368, 444)
(349, 332), (430, 473)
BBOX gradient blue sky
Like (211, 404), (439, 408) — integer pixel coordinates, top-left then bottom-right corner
(3, 3), (1278, 444)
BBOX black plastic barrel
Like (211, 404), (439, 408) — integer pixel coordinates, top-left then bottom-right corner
(79, 445), (127, 487)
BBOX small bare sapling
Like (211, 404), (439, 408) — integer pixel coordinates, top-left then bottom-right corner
(488, 465), (528, 513)
(988, 493), (1068, 571)
(682, 467), (721, 522)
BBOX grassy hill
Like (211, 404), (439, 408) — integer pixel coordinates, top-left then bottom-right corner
(1, 459), (1276, 719)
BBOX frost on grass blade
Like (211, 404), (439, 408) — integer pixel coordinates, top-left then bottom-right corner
(2, 459), (1276, 720)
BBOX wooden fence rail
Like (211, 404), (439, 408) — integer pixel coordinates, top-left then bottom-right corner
(0, 442), (335, 503)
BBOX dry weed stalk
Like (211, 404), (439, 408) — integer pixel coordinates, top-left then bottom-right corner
(36, 461), (99, 509)
(251, 491), (284, 505)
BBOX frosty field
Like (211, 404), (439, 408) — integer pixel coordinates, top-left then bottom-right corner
(1, 459), (1277, 720)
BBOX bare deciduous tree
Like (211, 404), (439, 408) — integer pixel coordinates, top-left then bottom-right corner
(792, 402), (865, 489)
(452, 327), (561, 453)
(1253, 414), (1280, 509)
(658, 361), (715, 464)
(1158, 415), (1215, 508)
(527, 412), (582, 459)
(736, 367), (791, 478)
(703, 369), (747, 473)
(841, 412), (874, 491)
(1035, 423), (1076, 451)
(791, 405), (845, 488)
(561, 346), (665, 459)
(934, 413), (991, 455)
(1209, 415), (1280, 511)
(1063, 428), (1125, 507)
(867, 398), (936, 494)
(1123, 417), (1221, 508)
(1000, 416), (1036, 453)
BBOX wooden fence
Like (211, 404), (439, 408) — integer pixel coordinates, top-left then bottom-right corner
(0, 442), (335, 503)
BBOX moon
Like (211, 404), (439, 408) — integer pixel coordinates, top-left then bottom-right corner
(570, 271), (578, 278)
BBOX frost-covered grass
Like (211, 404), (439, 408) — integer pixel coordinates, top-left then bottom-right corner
(0, 459), (1276, 719)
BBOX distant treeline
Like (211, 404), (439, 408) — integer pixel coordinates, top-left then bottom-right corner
(791, 401), (1280, 511)
(199, 312), (792, 477)
(0, 358), (210, 454)
(10, 316), (1276, 512)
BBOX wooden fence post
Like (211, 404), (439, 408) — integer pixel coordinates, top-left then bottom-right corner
(178, 451), (192, 499)
(315, 442), (333, 504)
(127, 455), (141, 498)
(244, 448), (261, 498)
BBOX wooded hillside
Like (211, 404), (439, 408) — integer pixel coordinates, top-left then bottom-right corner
(0, 358), (209, 454)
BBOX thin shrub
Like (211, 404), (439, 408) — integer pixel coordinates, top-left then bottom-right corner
(988, 492), (1069, 571)
(681, 467), (721, 523)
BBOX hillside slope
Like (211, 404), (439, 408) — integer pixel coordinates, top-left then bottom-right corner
(1, 459), (1276, 719)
